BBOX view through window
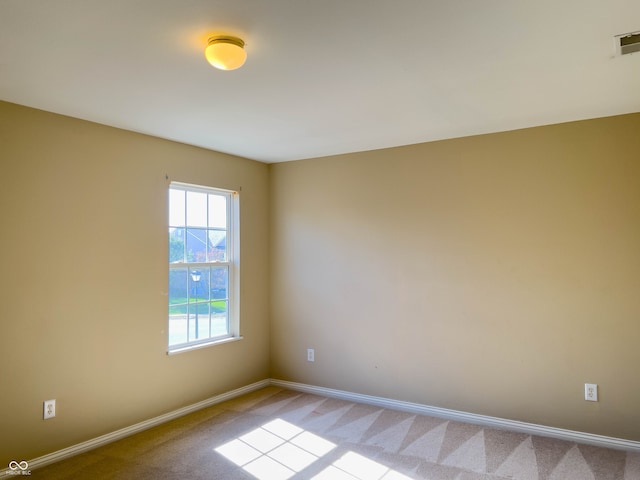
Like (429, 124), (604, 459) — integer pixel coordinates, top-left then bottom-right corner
(168, 183), (239, 352)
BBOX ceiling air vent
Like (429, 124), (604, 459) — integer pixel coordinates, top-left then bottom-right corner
(616, 31), (640, 56)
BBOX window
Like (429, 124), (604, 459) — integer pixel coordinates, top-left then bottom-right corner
(168, 182), (240, 353)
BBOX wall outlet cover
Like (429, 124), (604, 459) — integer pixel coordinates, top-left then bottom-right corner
(44, 399), (56, 419)
(585, 384), (598, 402)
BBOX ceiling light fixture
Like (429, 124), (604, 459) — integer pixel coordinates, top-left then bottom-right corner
(204, 36), (247, 71)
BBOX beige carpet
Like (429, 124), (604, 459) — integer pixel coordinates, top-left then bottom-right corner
(38, 387), (640, 479)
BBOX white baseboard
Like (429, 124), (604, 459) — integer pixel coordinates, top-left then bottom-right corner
(6, 376), (639, 477)
(270, 379), (640, 453)
(1, 379), (270, 477)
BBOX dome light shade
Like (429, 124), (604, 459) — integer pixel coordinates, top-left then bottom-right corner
(205, 36), (246, 70)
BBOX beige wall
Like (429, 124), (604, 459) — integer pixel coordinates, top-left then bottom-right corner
(270, 113), (640, 441)
(0, 101), (270, 465)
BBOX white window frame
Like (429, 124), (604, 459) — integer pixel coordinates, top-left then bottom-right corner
(167, 182), (241, 354)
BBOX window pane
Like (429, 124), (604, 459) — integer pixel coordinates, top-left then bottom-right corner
(169, 228), (185, 263)
(169, 267), (189, 346)
(169, 189), (185, 226)
(211, 266), (228, 300)
(186, 191), (207, 227)
(169, 269), (188, 305)
(208, 194), (227, 229)
(207, 231), (227, 262)
(186, 228), (207, 263)
(189, 268), (209, 302)
(188, 303), (210, 341)
(211, 301), (228, 337)
(188, 310), (197, 341)
(168, 314), (188, 346)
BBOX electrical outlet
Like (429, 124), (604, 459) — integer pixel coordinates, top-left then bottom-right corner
(585, 384), (598, 402)
(44, 399), (56, 419)
(307, 348), (315, 362)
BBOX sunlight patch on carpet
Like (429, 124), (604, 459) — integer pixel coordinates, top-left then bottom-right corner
(215, 418), (412, 480)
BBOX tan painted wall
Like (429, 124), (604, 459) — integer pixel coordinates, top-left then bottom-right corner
(270, 113), (640, 441)
(0, 101), (270, 465)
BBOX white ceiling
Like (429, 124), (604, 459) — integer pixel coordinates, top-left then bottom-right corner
(1, 1), (639, 163)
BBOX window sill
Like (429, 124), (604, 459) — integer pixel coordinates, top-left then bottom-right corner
(167, 336), (243, 355)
